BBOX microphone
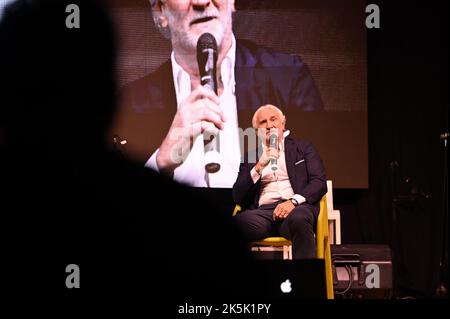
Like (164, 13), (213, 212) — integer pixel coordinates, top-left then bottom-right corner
(269, 129), (278, 172)
(197, 33), (220, 173)
(197, 33), (218, 94)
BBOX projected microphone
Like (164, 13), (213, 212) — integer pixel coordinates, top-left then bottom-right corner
(197, 33), (220, 173)
(269, 129), (278, 172)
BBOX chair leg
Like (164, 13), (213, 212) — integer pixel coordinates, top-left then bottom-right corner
(283, 245), (289, 260)
(335, 215), (341, 245)
(324, 238), (334, 299)
(282, 245), (293, 260)
(329, 220), (335, 245)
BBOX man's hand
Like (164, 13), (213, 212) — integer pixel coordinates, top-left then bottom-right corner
(255, 146), (278, 174)
(156, 86), (225, 175)
(273, 200), (295, 221)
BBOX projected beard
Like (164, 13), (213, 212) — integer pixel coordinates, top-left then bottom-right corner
(162, 3), (233, 53)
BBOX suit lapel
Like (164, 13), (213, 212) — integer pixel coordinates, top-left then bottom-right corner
(157, 60), (177, 113)
(235, 41), (250, 112)
(285, 137), (297, 188)
(235, 40), (265, 113)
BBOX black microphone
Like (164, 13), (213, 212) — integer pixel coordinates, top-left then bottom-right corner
(269, 130), (278, 172)
(197, 33), (218, 94)
(197, 33), (220, 174)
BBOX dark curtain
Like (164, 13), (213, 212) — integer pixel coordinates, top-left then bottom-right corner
(335, 0), (449, 298)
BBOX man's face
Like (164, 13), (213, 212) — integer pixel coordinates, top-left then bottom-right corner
(159, 0), (234, 52)
(255, 107), (285, 146)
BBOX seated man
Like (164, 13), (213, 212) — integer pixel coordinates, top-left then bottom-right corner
(232, 104), (327, 259)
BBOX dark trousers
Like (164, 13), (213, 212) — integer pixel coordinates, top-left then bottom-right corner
(233, 201), (319, 259)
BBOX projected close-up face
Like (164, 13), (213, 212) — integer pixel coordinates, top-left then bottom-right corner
(153, 0), (234, 52)
(110, 0), (368, 188)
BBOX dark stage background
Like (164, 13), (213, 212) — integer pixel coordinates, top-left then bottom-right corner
(335, 0), (448, 297)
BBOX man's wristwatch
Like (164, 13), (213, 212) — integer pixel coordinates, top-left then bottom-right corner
(290, 197), (299, 206)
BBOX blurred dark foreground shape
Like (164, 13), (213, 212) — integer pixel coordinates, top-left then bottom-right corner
(0, 0), (262, 307)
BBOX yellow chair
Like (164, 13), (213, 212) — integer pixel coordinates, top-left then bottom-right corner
(233, 195), (334, 299)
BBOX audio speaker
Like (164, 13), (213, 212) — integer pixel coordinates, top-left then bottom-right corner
(331, 244), (393, 299)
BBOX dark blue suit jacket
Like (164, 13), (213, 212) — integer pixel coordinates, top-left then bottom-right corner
(114, 40), (324, 164)
(232, 137), (327, 213)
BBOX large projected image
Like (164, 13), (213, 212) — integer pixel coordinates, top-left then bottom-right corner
(109, 0), (368, 188)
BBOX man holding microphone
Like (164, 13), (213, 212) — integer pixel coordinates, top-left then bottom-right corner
(233, 105), (327, 259)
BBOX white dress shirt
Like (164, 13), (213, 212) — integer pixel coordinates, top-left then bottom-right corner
(250, 135), (306, 207)
(145, 36), (241, 188)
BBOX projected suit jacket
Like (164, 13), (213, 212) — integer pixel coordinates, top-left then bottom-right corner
(113, 40), (324, 164)
(232, 137), (327, 212)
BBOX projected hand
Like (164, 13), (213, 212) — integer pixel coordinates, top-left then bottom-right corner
(156, 86), (225, 175)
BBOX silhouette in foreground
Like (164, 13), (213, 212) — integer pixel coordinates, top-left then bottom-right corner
(0, 0), (261, 305)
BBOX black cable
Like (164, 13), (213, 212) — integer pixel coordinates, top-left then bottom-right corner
(334, 265), (353, 295)
(332, 256), (355, 296)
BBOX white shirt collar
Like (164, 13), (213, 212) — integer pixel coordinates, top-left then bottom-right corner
(170, 34), (236, 104)
(281, 130), (291, 151)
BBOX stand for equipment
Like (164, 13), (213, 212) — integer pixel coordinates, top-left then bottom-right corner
(436, 109), (449, 297)
(389, 161), (431, 298)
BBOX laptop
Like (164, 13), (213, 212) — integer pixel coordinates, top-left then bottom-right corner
(257, 259), (326, 299)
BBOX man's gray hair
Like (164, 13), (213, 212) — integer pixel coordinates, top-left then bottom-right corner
(149, 0), (171, 39)
(149, 0), (236, 40)
(251, 104), (286, 128)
